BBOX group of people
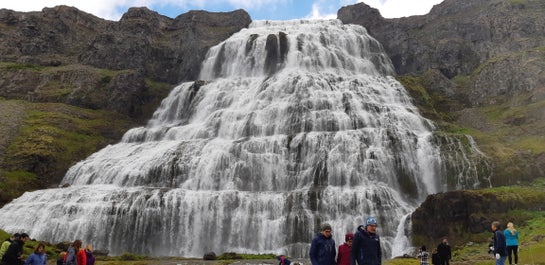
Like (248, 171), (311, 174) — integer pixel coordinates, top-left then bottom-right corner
(416, 238), (452, 265)
(60, 239), (95, 265)
(417, 221), (519, 265)
(0, 233), (95, 265)
(491, 221), (519, 265)
(0, 233), (30, 265)
(305, 218), (520, 265)
(308, 217), (381, 265)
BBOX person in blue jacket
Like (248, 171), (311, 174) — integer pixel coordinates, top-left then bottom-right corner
(492, 221), (508, 265)
(309, 223), (336, 265)
(24, 243), (46, 265)
(504, 222), (519, 265)
(351, 217), (381, 265)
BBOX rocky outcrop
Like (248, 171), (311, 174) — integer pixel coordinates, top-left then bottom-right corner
(0, 6), (251, 118)
(338, 0), (545, 107)
(411, 188), (545, 247)
(0, 6), (251, 85)
(338, 0), (545, 185)
(78, 8), (251, 84)
(0, 6), (251, 206)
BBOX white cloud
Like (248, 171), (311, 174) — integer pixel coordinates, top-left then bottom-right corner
(359, 0), (444, 18)
(0, 0), (131, 20)
(0, 0), (444, 21)
(226, 0), (289, 10)
(305, 0), (342, 20)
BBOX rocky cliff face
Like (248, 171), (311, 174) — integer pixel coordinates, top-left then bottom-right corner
(338, 0), (545, 248)
(411, 185), (545, 249)
(0, 6), (251, 84)
(339, 0), (545, 186)
(0, 6), (251, 205)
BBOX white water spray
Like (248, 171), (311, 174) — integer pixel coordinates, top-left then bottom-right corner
(0, 20), (486, 258)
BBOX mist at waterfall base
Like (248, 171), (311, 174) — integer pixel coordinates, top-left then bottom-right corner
(0, 20), (488, 259)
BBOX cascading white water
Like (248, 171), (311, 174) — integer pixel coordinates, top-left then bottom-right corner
(0, 20), (484, 258)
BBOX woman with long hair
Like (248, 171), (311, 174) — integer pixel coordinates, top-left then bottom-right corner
(65, 240), (87, 265)
(504, 222), (519, 265)
(24, 243), (46, 265)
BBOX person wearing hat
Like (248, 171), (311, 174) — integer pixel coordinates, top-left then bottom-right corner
(309, 223), (336, 265)
(351, 217), (381, 265)
(336, 233), (353, 265)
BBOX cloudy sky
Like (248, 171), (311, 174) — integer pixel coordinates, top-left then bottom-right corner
(0, 0), (445, 21)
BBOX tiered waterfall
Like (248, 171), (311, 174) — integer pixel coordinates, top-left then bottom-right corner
(0, 20), (487, 258)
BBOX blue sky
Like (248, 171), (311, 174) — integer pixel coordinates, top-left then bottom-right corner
(0, 0), (445, 21)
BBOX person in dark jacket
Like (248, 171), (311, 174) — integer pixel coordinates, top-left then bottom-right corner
(85, 245), (95, 265)
(1, 233), (29, 265)
(492, 221), (507, 265)
(56, 251), (67, 265)
(437, 238), (451, 265)
(351, 217), (381, 265)
(0, 233), (19, 261)
(309, 223), (336, 265)
(431, 248), (440, 265)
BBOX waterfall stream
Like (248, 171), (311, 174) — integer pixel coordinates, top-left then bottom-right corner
(0, 20), (486, 258)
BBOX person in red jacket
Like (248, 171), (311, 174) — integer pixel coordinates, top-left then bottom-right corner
(336, 233), (353, 265)
(75, 240), (87, 265)
(65, 240), (87, 265)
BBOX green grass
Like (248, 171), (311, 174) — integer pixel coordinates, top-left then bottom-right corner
(384, 257), (418, 265)
(0, 62), (45, 71)
(0, 101), (135, 203)
(4, 104), (129, 172)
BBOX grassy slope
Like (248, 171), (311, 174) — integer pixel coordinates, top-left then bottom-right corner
(0, 99), (135, 204)
(398, 66), (545, 187)
(0, 62), (172, 206)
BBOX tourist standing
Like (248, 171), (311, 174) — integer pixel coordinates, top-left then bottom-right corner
(336, 233), (353, 265)
(0, 233), (19, 261)
(65, 240), (87, 265)
(492, 221), (508, 265)
(85, 245), (95, 265)
(24, 243), (46, 265)
(504, 222), (518, 265)
(56, 251), (67, 265)
(437, 238), (451, 265)
(431, 248), (440, 265)
(309, 223), (336, 265)
(417, 245), (430, 265)
(351, 217), (381, 265)
(1, 233), (29, 265)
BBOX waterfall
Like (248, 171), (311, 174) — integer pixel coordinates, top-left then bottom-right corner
(0, 20), (484, 258)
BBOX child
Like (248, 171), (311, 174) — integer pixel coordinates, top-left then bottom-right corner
(417, 245), (430, 265)
(431, 248), (439, 265)
(277, 255), (291, 265)
(56, 251), (67, 265)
